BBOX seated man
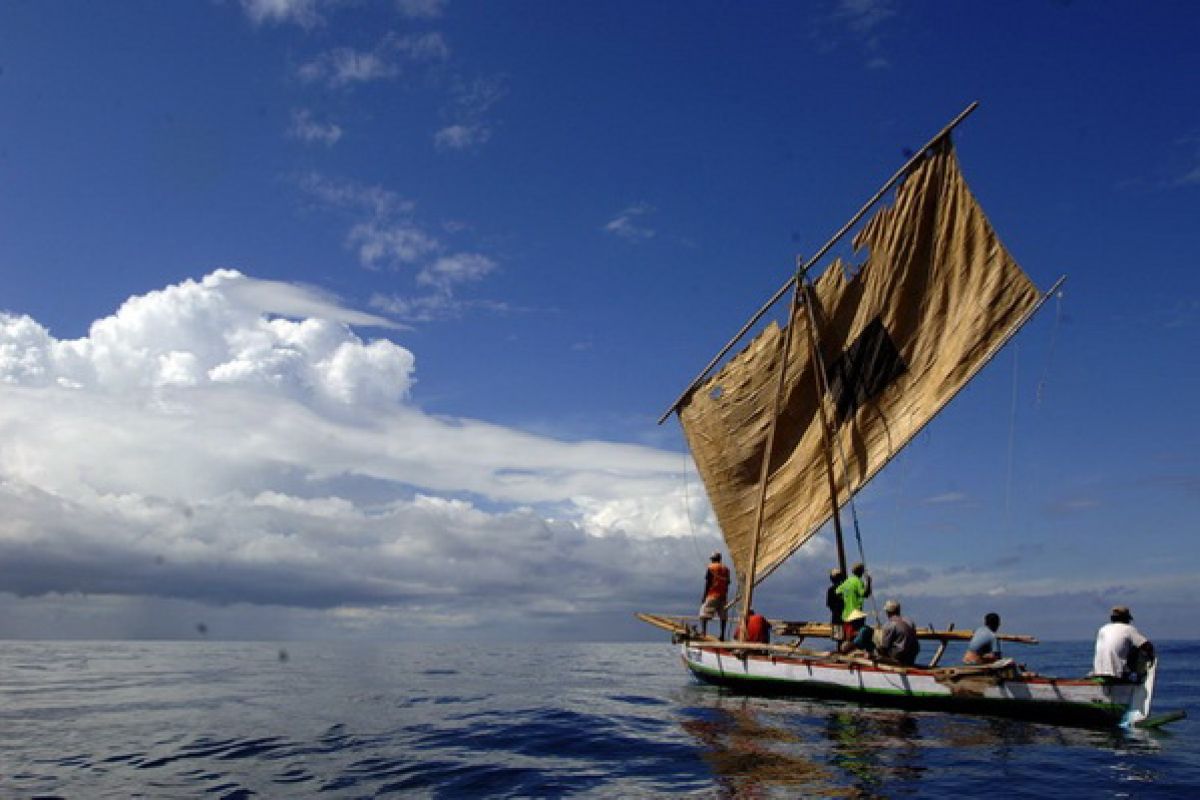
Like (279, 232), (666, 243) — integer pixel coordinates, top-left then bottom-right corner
(964, 612), (1003, 664)
(852, 621), (875, 655)
(736, 609), (771, 644)
(1093, 606), (1154, 681)
(840, 608), (869, 654)
(878, 599), (920, 666)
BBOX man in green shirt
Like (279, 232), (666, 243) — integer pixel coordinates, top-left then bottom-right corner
(835, 562), (873, 642)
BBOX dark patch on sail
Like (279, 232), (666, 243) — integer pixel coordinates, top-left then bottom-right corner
(826, 317), (906, 423)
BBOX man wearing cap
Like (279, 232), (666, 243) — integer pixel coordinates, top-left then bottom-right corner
(1093, 606), (1155, 681)
(878, 599), (920, 666)
(699, 552), (731, 640)
(826, 568), (845, 644)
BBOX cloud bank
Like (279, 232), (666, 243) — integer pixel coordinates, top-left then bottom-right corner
(0, 272), (716, 637)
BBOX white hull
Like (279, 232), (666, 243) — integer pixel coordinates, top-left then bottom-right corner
(682, 642), (1155, 728)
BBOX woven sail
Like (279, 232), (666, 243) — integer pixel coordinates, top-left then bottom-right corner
(677, 139), (1042, 588)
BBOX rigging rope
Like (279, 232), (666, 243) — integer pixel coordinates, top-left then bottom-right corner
(678, 422), (705, 567)
(1005, 342), (1020, 531)
(1035, 288), (1065, 409)
(798, 273), (879, 624)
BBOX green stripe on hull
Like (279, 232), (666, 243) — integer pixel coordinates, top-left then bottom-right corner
(684, 659), (1125, 727)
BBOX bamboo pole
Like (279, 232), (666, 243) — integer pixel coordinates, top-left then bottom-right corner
(658, 101), (980, 425)
(799, 272), (847, 578)
(634, 612), (1039, 644)
(737, 272), (806, 638)
(928, 623), (954, 667)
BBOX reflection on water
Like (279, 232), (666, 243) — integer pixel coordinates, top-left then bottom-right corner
(0, 641), (1191, 798)
(825, 709), (923, 797)
(680, 697), (838, 798)
(676, 689), (1170, 799)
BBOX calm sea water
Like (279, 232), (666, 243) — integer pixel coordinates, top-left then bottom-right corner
(1, 640), (1197, 798)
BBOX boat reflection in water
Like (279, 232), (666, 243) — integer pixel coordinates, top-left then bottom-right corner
(678, 695), (839, 798)
(675, 690), (1163, 798)
(824, 709), (923, 796)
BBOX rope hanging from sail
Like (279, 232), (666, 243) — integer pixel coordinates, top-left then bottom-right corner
(679, 441), (705, 567)
(799, 269), (877, 622)
(1035, 288), (1065, 409)
(1005, 343), (1020, 529)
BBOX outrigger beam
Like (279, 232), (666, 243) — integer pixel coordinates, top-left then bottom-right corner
(657, 101), (980, 425)
(635, 613), (1037, 645)
(771, 620), (1038, 645)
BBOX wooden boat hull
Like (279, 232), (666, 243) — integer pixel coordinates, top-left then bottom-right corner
(681, 642), (1154, 728)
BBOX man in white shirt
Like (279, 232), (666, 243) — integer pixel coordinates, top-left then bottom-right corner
(1093, 606), (1154, 681)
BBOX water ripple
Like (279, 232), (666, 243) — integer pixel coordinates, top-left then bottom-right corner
(0, 641), (1196, 798)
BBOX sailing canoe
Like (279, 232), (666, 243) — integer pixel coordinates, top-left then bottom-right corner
(642, 106), (1169, 728)
(678, 641), (1155, 728)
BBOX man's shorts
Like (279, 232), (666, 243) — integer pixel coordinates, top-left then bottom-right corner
(698, 597), (727, 621)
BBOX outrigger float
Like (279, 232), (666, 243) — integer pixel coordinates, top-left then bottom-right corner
(638, 104), (1183, 730)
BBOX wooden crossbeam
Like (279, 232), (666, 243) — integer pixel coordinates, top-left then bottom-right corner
(636, 612), (1038, 645)
(770, 620), (1037, 644)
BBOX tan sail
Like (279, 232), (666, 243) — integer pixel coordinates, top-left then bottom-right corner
(678, 138), (1042, 588)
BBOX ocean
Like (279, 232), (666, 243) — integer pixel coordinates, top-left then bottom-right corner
(2, 639), (1197, 798)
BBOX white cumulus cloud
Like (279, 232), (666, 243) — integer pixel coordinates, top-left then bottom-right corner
(0, 272), (708, 635)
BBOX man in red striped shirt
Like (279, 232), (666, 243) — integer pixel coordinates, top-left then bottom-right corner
(699, 552), (731, 640)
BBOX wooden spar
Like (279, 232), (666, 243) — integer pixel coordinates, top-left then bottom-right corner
(768, 619), (1037, 644)
(635, 612), (1039, 644)
(799, 271), (847, 578)
(738, 274), (805, 633)
(657, 101), (980, 425)
(928, 623), (954, 667)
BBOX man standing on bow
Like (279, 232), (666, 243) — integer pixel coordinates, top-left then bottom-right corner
(698, 551), (731, 640)
(1093, 606), (1155, 681)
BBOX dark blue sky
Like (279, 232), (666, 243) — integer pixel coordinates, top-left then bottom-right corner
(0, 1), (1196, 640)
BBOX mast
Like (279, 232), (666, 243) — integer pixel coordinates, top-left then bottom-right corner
(799, 268), (848, 577)
(738, 269), (805, 636)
